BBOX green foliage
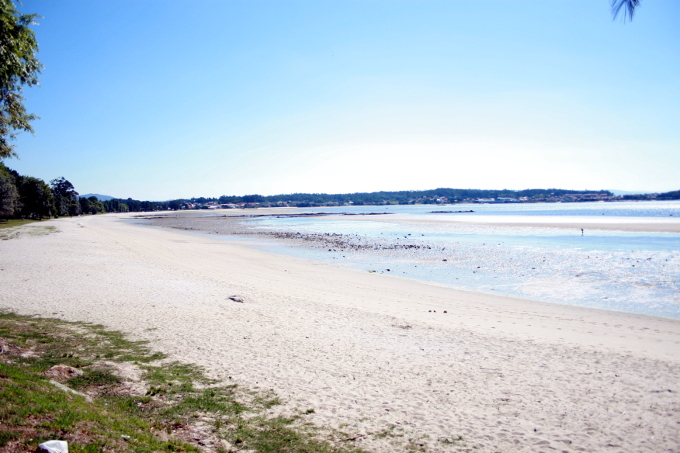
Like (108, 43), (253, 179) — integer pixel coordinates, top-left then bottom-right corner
(68, 369), (122, 389)
(0, 0), (42, 159)
(85, 196), (105, 214)
(19, 175), (52, 219)
(0, 171), (19, 217)
(50, 177), (81, 217)
(0, 361), (201, 452)
(0, 161), (20, 218)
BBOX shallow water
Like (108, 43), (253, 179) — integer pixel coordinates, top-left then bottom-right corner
(232, 201), (680, 319)
(259, 200), (680, 218)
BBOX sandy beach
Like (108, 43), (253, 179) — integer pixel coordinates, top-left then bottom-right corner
(1, 212), (679, 452)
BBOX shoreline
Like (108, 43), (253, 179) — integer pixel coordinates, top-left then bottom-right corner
(2, 213), (679, 452)
(136, 206), (680, 233)
(138, 209), (680, 320)
(133, 208), (680, 256)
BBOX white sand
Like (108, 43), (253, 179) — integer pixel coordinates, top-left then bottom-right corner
(1, 213), (679, 452)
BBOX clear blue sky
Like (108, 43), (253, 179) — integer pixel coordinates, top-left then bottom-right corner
(6, 0), (680, 200)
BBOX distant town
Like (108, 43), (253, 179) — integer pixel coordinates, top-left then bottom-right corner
(169, 188), (680, 211)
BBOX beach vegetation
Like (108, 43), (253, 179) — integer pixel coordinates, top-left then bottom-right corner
(79, 196), (105, 215)
(50, 177), (81, 217)
(0, 173), (19, 218)
(0, 223), (55, 239)
(0, 217), (35, 228)
(0, 312), (369, 453)
(18, 176), (52, 219)
(0, 0), (42, 159)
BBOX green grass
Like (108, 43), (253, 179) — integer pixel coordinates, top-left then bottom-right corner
(0, 220), (56, 240)
(0, 312), (369, 453)
(0, 219), (38, 229)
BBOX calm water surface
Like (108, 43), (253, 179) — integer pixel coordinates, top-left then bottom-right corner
(224, 201), (680, 319)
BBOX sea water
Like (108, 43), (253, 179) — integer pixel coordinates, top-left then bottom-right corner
(232, 201), (680, 319)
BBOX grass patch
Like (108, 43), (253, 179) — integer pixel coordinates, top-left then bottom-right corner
(0, 219), (38, 229)
(0, 220), (57, 240)
(68, 369), (122, 389)
(0, 312), (368, 453)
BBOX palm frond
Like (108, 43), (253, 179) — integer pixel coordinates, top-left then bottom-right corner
(611, 0), (641, 22)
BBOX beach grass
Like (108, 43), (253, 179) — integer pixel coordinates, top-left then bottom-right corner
(0, 219), (39, 229)
(0, 219), (56, 241)
(0, 312), (368, 453)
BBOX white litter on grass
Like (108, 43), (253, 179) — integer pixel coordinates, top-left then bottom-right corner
(38, 440), (68, 452)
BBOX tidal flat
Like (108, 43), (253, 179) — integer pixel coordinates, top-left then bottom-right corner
(138, 201), (680, 319)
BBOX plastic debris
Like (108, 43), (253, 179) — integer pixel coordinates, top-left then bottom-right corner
(38, 440), (68, 453)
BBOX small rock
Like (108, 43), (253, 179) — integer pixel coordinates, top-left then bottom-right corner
(228, 295), (245, 303)
(45, 365), (83, 382)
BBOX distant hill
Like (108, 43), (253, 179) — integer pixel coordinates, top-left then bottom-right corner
(80, 193), (116, 201)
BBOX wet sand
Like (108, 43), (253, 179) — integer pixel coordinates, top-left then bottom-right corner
(136, 207), (680, 234)
(2, 212), (679, 452)
(372, 213), (680, 233)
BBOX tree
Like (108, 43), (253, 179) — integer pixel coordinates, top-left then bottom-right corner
(79, 196), (90, 214)
(0, 172), (19, 218)
(0, 162), (19, 218)
(50, 176), (80, 216)
(611, 0), (640, 22)
(0, 0), (42, 159)
(86, 195), (104, 214)
(102, 198), (129, 213)
(19, 175), (52, 219)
